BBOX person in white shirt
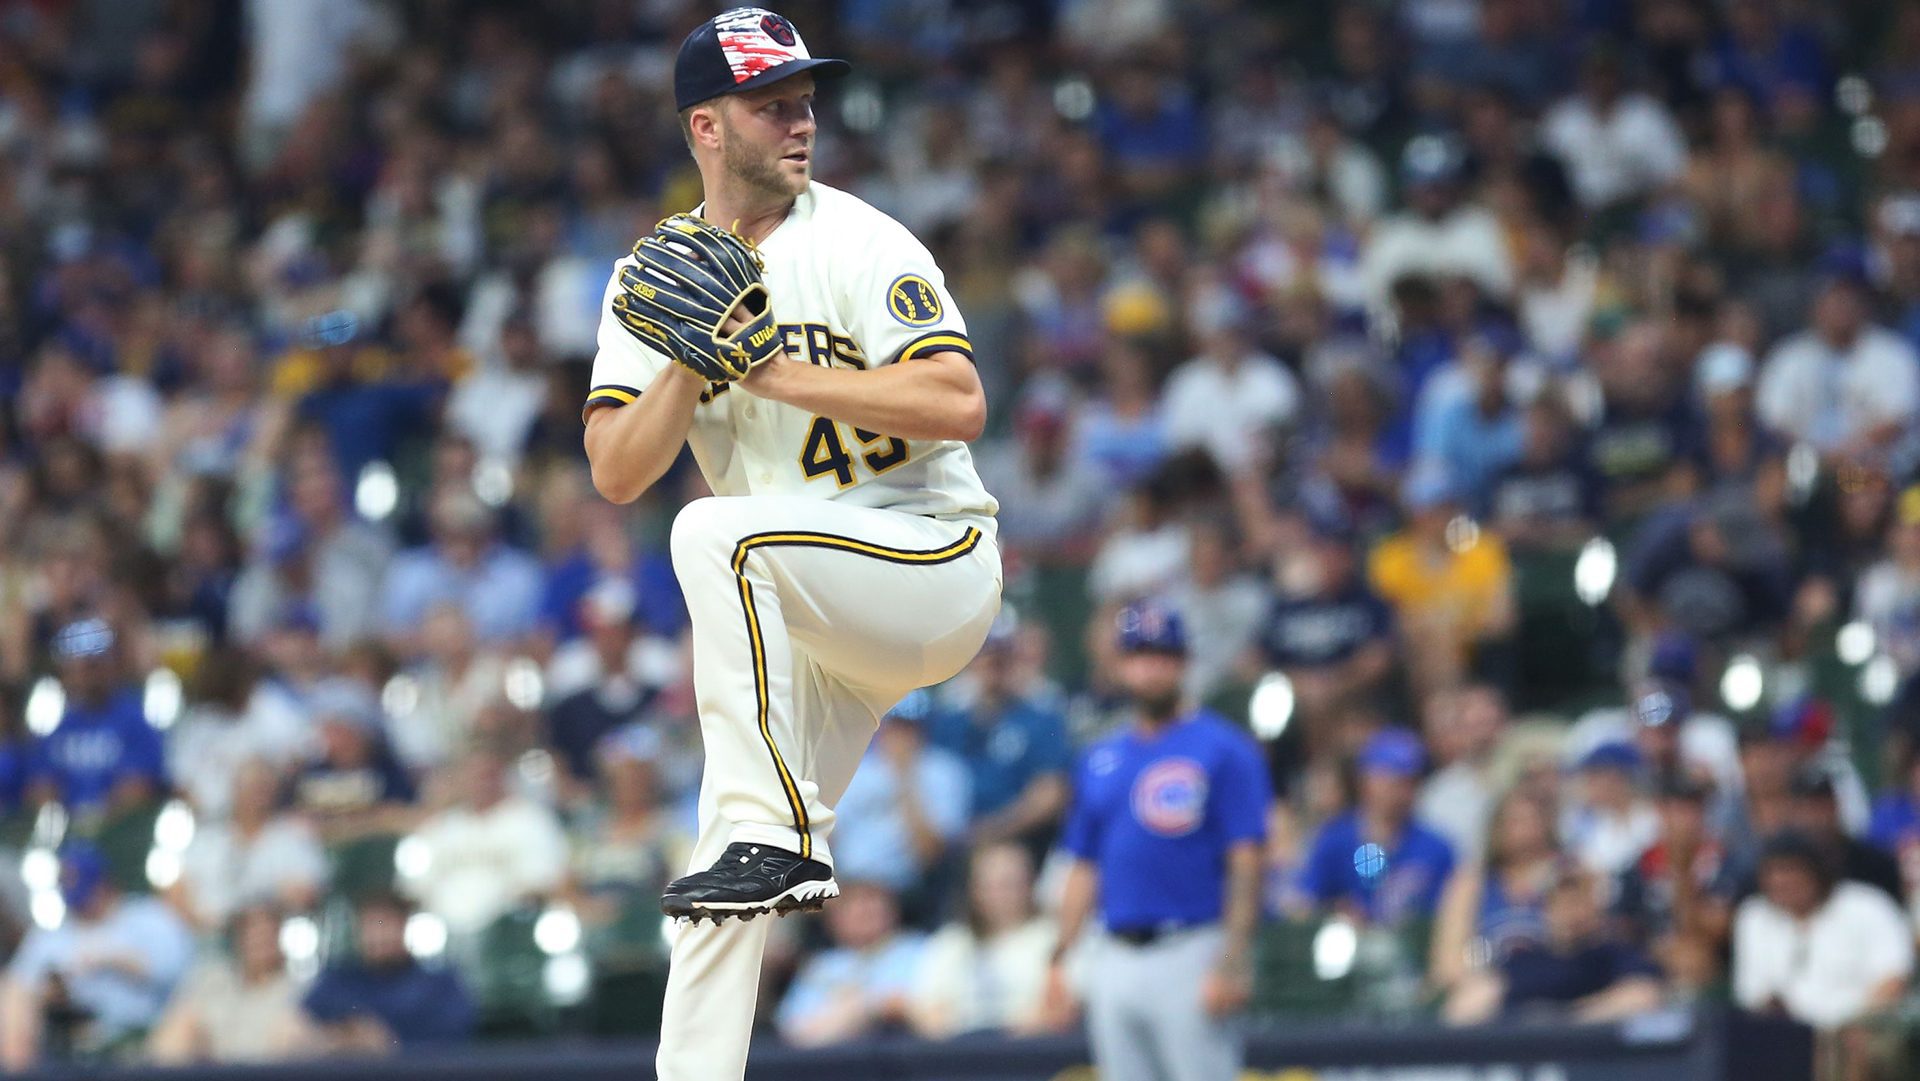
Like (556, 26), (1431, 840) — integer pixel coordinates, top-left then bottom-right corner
(1733, 831), (1912, 1029)
(1757, 273), (1920, 456)
(1161, 285), (1302, 474)
(400, 745), (569, 938)
(173, 759), (329, 931)
(908, 842), (1055, 1039)
(1562, 742), (1659, 876)
(1416, 684), (1508, 863)
(1540, 48), (1688, 210)
(1359, 134), (1514, 320)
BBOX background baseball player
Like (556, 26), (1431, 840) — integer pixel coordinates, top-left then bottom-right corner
(580, 8), (1000, 1081)
(1046, 601), (1271, 1081)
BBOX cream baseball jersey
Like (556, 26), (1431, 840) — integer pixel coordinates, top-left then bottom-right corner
(585, 182), (999, 524)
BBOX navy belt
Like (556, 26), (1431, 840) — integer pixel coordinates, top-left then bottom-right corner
(1110, 921), (1209, 946)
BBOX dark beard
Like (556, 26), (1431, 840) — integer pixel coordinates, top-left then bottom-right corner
(1134, 686), (1181, 721)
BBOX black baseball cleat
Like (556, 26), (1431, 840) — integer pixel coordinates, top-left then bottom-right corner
(661, 842), (838, 922)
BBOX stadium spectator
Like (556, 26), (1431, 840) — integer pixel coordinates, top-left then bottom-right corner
(927, 625), (1071, 848)
(1869, 747), (1920, 916)
(1167, 522), (1268, 706)
(542, 581), (669, 798)
(1563, 742), (1658, 877)
(908, 842), (1055, 1039)
(302, 892), (476, 1052)
(164, 646), (307, 821)
(1359, 134), (1514, 320)
(832, 692), (971, 903)
(1757, 269), (1920, 458)
(1733, 831), (1912, 1030)
(775, 880), (925, 1048)
(228, 451), (393, 650)
(1368, 468), (1517, 697)
(533, 476), (684, 648)
(1416, 684), (1509, 862)
(1293, 729), (1456, 926)
(1253, 516), (1395, 760)
(1787, 767), (1904, 904)
(1161, 285), (1302, 475)
(1585, 320), (1698, 525)
(0, 844), (194, 1069)
(287, 679), (416, 844)
(1539, 45), (1689, 211)
(1431, 789), (1561, 995)
(380, 488), (543, 652)
(564, 726), (688, 936)
(1854, 485), (1920, 678)
(1444, 864), (1664, 1024)
(1412, 327), (1526, 513)
(1070, 340), (1169, 490)
(171, 758), (327, 930)
(1614, 774), (1740, 994)
(401, 743), (568, 939)
(386, 603), (507, 772)
(288, 313), (447, 490)
(25, 619), (166, 817)
(146, 904), (312, 1064)
(973, 383), (1105, 564)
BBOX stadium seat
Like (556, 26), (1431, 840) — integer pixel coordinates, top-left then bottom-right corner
(90, 801), (163, 894)
(472, 908), (566, 1038)
(328, 833), (402, 901)
(1251, 917), (1356, 1018)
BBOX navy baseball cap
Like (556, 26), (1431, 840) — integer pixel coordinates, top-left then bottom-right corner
(1116, 600), (1187, 655)
(674, 8), (850, 112)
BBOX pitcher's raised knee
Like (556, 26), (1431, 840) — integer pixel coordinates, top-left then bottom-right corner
(669, 496), (746, 571)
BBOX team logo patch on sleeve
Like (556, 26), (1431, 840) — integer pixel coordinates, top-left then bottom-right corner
(887, 274), (943, 326)
(1131, 758), (1209, 837)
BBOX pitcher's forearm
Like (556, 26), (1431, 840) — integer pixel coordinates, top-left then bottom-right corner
(741, 353), (984, 442)
(585, 366), (706, 503)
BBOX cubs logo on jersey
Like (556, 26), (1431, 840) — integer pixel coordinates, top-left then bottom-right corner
(1131, 757), (1209, 837)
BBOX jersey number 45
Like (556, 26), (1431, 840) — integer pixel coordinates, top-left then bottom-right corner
(800, 415), (909, 488)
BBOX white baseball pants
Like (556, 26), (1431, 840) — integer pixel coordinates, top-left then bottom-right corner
(655, 495), (1002, 1081)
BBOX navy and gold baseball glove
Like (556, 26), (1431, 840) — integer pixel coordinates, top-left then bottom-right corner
(611, 214), (783, 383)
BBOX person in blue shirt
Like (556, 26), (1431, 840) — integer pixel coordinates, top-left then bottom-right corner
(0, 842), (194, 1069)
(830, 691), (972, 904)
(926, 618), (1072, 848)
(25, 619), (166, 817)
(774, 880), (926, 1048)
(1292, 728), (1457, 927)
(380, 488), (545, 651)
(1049, 600), (1270, 1081)
(302, 891), (476, 1051)
(1870, 749), (1920, 903)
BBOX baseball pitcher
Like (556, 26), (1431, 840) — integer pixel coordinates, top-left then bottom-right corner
(580, 8), (1001, 1079)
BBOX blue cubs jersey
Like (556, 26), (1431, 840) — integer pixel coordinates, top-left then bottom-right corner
(28, 689), (166, 812)
(1061, 709), (1271, 929)
(1296, 810), (1456, 924)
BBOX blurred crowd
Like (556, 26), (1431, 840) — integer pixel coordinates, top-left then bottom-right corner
(12, 0), (1920, 1072)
